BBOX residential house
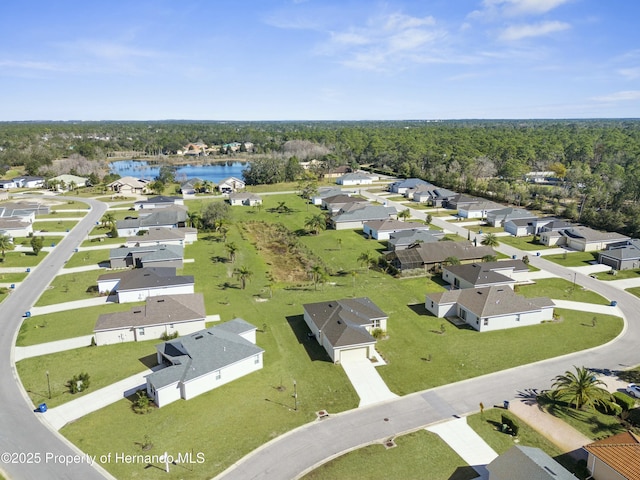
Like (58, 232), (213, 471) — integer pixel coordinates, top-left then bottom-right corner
(109, 244), (184, 269)
(311, 188), (346, 206)
(0, 201), (50, 219)
(125, 227), (195, 247)
(134, 195), (184, 210)
(228, 192), (262, 206)
(487, 445), (575, 480)
(425, 286), (554, 332)
(11, 176), (45, 189)
(336, 172), (374, 186)
(446, 194), (483, 210)
(387, 241), (496, 272)
(179, 178), (205, 195)
(458, 201), (505, 219)
(363, 218), (432, 240)
(323, 165), (352, 179)
(389, 178), (429, 195)
(93, 293), (206, 346)
(598, 239), (640, 271)
(322, 194), (367, 214)
(97, 267), (194, 303)
(0, 217), (33, 238)
(107, 176), (150, 195)
(330, 204), (397, 230)
(583, 431), (640, 480)
(217, 177), (245, 193)
(116, 206), (188, 237)
(387, 229), (445, 251)
(486, 208), (536, 228)
(182, 142), (208, 156)
(539, 225), (630, 251)
(302, 297), (387, 363)
(146, 319), (263, 407)
(524, 171), (561, 184)
(412, 185), (457, 207)
(48, 174), (89, 192)
(504, 218), (537, 237)
(0, 179), (17, 189)
(442, 260), (528, 290)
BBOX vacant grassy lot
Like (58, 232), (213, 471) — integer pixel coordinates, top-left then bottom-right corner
(0, 272), (28, 283)
(33, 220), (79, 233)
(80, 236), (125, 247)
(497, 235), (550, 251)
(0, 251), (48, 268)
(595, 269), (637, 281)
(303, 430), (477, 480)
(515, 278), (610, 305)
(466, 225), (504, 234)
(17, 302), (142, 346)
(49, 200), (90, 210)
(544, 251), (599, 267)
(35, 270), (102, 306)
(16, 341), (157, 408)
(63, 249), (111, 269)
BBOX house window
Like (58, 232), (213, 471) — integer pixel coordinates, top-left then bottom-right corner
(483, 318), (488, 326)
(215, 370), (221, 380)
(516, 314), (520, 322)
(372, 319), (380, 329)
(169, 324), (174, 329)
(460, 309), (467, 320)
(138, 328), (145, 336)
(254, 355), (260, 365)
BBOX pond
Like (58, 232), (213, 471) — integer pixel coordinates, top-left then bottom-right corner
(109, 160), (247, 184)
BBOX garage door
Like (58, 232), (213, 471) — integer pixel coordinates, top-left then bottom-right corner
(339, 347), (366, 363)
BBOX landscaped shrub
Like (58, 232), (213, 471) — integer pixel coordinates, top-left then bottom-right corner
(501, 414), (519, 436)
(613, 391), (636, 411)
(68, 372), (90, 394)
(132, 390), (154, 414)
(160, 331), (179, 341)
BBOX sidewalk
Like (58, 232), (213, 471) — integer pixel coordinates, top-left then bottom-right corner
(29, 297), (113, 316)
(14, 335), (94, 361)
(551, 299), (621, 316)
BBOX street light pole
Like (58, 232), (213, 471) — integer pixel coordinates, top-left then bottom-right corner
(293, 380), (298, 411)
(46, 370), (51, 400)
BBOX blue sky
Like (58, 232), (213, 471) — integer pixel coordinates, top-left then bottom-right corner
(0, 0), (638, 120)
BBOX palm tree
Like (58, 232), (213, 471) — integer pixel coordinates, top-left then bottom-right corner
(187, 211), (202, 229)
(481, 232), (499, 247)
(304, 214), (326, 235)
(358, 251), (375, 271)
(0, 235), (15, 260)
(235, 265), (252, 290)
(551, 366), (613, 410)
(101, 212), (116, 228)
(481, 254), (498, 262)
(443, 256), (460, 266)
(225, 242), (238, 263)
(398, 208), (411, 221)
(309, 265), (325, 290)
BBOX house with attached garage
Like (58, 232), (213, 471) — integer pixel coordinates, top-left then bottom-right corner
(134, 195), (184, 210)
(321, 194), (367, 214)
(311, 188), (346, 206)
(336, 172), (374, 186)
(145, 319), (264, 407)
(363, 218), (432, 241)
(0, 201), (50, 218)
(389, 178), (429, 195)
(109, 244), (184, 269)
(412, 186), (457, 207)
(97, 267), (194, 303)
(125, 226), (195, 247)
(93, 293), (207, 345)
(387, 229), (445, 251)
(302, 297), (387, 364)
(387, 241), (496, 272)
(107, 176), (149, 195)
(116, 206), (189, 237)
(0, 217), (33, 238)
(330, 204), (397, 230)
(487, 445), (575, 480)
(217, 176), (245, 193)
(583, 431), (640, 480)
(598, 239), (640, 271)
(539, 225), (630, 251)
(441, 260), (528, 290)
(11, 176), (45, 189)
(425, 285), (554, 332)
(486, 207), (536, 228)
(228, 192), (262, 206)
(458, 200), (504, 219)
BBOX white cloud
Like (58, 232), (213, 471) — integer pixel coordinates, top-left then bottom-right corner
(592, 90), (640, 102)
(0, 60), (62, 71)
(499, 20), (570, 41)
(474, 0), (572, 18)
(618, 67), (640, 80)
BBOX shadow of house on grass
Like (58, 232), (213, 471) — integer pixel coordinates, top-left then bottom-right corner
(138, 353), (158, 370)
(448, 466), (481, 480)
(286, 314), (332, 363)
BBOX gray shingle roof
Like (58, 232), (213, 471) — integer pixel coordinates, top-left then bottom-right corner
(98, 267), (194, 291)
(332, 205), (396, 223)
(391, 241), (496, 266)
(388, 229), (445, 247)
(488, 445), (575, 480)
(109, 244), (183, 261)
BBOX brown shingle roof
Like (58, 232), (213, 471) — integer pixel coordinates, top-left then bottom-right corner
(584, 431), (640, 480)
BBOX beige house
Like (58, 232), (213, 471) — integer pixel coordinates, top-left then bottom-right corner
(107, 176), (149, 195)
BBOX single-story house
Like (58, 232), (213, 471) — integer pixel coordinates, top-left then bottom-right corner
(11, 176), (45, 189)
(330, 205), (397, 230)
(116, 206), (188, 237)
(228, 192), (262, 206)
(389, 178), (429, 195)
(134, 195), (184, 210)
(0, 217), (33, 237)
(583, 431), (640, 480)
(524, 171), (561, 184)
(486, 208), (536, 228)
(504, 218), (537, 237)
(0, 200), (50, 217)
(458, 201), (505, 219)
(109, 244), (184, 269)
(125, 226), (195, 247)
(107, 176), (149, 195)
(442, 260), (528, 290)
(363, 219), (431, 241)
(217, 177), (245, 193)
(387, 241), (496, 272)
(322, 165), (352, 179)
(539, 219), (574, 233)
(311, 188), (345, 206)
(302, 297), (387, 364)
(426, 285), (554, 332)
(412, 186), (456, 207)
(97, 267), (194, 303)
(48, 174), (89, 191)
(487, 445), (575, 480)
(336, 172), (374, 186)
(321, 194), (367, 214)
(387, 229), (445, 250)
(598, 239), (640, 271)
(179, 177), (206, 195)
(146, 319), (263, 408)
(446, 194), (483, 210)
(93, 293), (206, 345)
(539, 225), (630, 251)
(0, 179), (17, 189)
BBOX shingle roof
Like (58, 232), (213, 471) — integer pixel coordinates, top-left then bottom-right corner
(364, 219), (428, 232)
(332, 205), (396, 223)
(387, 229), (445, 247)
(488, 445), (575, 480)
(98, 267), (193, 291)
(599, 240), (640, 261)
(584, 431), (640, 480)
(392, 241), (496, 266)
(117, 207), (188, 229)
(135, 195), (182, 206)
(444, 261), (525, 287)
(109, 244), (183, 261)
(126, 227), (185, 244)
(564, 226), (630, 243)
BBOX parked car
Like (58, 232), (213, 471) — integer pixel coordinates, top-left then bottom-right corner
(626, 383), (640, 398)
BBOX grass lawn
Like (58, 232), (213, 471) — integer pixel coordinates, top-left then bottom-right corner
(13, 236), (64, 247)
(49, 200), (90, 210)
(431, 209), (457, 217)
(302, 430), (477, 480)
(34, 270), (102, 306)
(626, 286), (640, 299)
(80, 236), (125, 247)
(466, 225), (504, 234)
(0, 250), (48, 268)
(0, 272), (28, 283)
(595, 269), (638, 281)
(64, 250), (110, 269)
(16, 341), (158, 408)
(385, 195), (407, 202)
(37, 211), (87, 219)
(544, 251), (599, 268)
(515, 278), (610, 305)
(33, 220), (79, 233)
(17, 302), (142, 346)
(497, 235), (550, 251)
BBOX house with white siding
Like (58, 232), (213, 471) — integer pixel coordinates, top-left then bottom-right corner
(441, 260), (528, 290)
(486, 207), (536, 227)
(97, 267), (194, 303)
(109, 244), (184, 269)
(146, 319), (263, 407)
(125, 227), (193, 247)
(134, 196), (184, 210)
(228, 192), (262, 206)
(330, 204), (397, 230)
(362, 218), (432, 241)
(336, 172), (374, 186)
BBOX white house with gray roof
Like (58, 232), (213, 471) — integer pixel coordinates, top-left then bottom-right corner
(146, 319), (263, 407)
(97, 267), (194, 303)
(134, 195), (184, 210)
(302, 298), (387, 363)
(363, 218), (431, 240)
(336, 172), (374, 186)
(330, 204), (397, 230)
(425, 286), (554, 332)
(125, 227), (192, 247)
(228, 192), (262, 206)
(442, 260), (528, 290)
(486, 207), (536, 227)
(116, 206), (188, 237)
(109, 244), (184, 269)
(93, 293), (206, 345)
(598, 239), (640, 270)
(387, 229), (445, 250)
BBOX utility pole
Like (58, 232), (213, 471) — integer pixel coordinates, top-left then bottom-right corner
(46, 370), (51, 400)
(293, 380), (298, 411)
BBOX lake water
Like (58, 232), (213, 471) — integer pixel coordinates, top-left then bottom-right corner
(109, 160), (247, 183)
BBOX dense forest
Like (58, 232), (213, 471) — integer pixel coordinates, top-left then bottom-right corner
(1, 119), (640, 236)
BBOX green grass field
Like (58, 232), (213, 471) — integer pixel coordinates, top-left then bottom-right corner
(0, 272), (28, 283)
(497, 235), (550, 251)
(33, 220), (79, 233)
(80, 236), (125, 247)
(544, 251), (599, 267)
(515, 278), (610, 304)
(34, 270), (102, 306)
(63, 250), (111, 269)
(0, 250), (48, 268)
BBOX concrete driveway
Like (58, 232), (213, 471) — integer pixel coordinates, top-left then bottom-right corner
(341, 356), (398, 407)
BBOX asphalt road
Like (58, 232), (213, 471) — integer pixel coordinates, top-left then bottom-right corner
(215, 193), (640, 480)
(0, 196), (111, 480)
